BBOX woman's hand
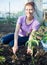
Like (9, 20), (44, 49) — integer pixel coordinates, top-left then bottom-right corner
(12, 45), (18, 54)
(27, 47), (33, 55)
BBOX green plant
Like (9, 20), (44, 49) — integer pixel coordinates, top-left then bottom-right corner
(42, 32), (47, 43)
(25, 34), (39, 65)
(0, 56), (6, 64)
(0, 49), (3, 52)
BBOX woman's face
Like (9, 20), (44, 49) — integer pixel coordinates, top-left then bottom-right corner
(25, 5), (34, 18)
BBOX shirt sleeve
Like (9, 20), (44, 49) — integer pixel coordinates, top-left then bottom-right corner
(17, 16), (22, 26)
(32, 21), (40, 31)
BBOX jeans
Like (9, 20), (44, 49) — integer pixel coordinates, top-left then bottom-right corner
(0, 33), (29, 47)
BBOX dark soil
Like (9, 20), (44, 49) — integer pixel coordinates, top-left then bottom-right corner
(0, 44), (31, 65)
(0, 44), (47, 65)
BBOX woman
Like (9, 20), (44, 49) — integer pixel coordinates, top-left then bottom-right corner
(1, 2), (40, 54)
(12, 2), (40, 54)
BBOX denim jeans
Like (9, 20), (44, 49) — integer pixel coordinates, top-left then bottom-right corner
(1, 33), (29, 47)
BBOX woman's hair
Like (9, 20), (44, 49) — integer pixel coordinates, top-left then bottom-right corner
(25, 2), (35, 9)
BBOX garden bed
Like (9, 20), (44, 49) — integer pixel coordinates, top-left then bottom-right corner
(0, 44), (47, 65)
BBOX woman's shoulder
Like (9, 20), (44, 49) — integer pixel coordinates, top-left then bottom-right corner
(17, 16), (26, 24)
(34, 18), (40, 24)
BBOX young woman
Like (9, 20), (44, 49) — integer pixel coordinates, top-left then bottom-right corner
(12, 2), (40, 54)
(1, 2), (40, 54)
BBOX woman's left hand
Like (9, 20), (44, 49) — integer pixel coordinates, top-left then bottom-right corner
(27, 47), (33, 55)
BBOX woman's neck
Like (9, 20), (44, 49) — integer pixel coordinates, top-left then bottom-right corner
(26, 16), (34, 21)
(26, 16), (34, 25)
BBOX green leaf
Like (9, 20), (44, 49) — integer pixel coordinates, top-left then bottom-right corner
(25, 39), (39, 49)
(0, 56), (6, 63)
(0, 49), (3, 52)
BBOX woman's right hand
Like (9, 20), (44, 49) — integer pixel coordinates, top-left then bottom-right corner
(12, 45), (18, 54)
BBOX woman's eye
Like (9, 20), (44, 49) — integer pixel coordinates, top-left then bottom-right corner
(29, 9), (33, 11)
(26, 9), (33, 11)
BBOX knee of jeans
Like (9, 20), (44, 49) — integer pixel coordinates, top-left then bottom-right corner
(0, 33), (14, 44)
(9, 40), (14, 47)
(0, 38), (4, 44)
(0, 37), (9, 44)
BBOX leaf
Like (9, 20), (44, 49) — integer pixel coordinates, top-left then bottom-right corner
(25, 39), (39, 49)
(0, 56), (6, 63)
(0, 49), (3, 52)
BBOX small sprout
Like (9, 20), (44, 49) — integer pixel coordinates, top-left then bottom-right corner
(0, 56), (6, 63)
(0, 49), (3, 52)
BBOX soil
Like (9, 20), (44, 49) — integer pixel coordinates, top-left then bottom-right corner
(0, 44), (47, 65)
(0, 44), (31, 65)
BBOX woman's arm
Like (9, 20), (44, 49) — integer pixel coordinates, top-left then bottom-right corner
(13, 16), (22, 54)
(12, 23), (20, 54)
(27, 30), (36, 54)
(29, 29), (36, 41)
(14, 23), (20, 47)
